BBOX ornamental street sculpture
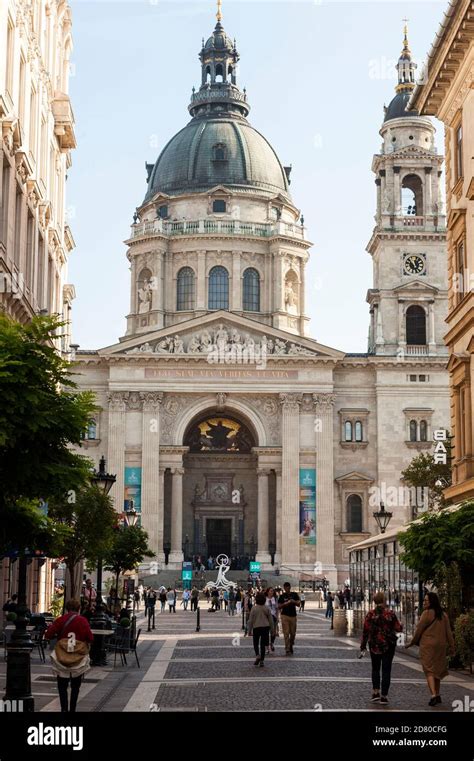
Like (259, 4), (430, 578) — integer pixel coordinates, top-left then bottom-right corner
(205, 554), (236, 591)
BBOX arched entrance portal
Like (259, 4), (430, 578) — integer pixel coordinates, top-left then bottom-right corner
(175, 410), (272, 568)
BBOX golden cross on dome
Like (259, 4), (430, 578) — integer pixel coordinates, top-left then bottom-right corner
(402, 18), (410, 48)
(217, 0), (223, 22)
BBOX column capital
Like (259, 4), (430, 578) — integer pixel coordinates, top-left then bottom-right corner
(257, 468), (272, 477)
(140, 391), (163, 411)
(107, 391), (129, 410)
(279, 392), (303, 410)
(170, 467), (185, 476)
(312, 393), (336, 413)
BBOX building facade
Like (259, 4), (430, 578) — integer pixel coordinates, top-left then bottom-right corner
(0, 0), (76, 612)
(409, 0), (474, 503)
(0, 0), (76, 343)
(74, 16), (450, 586)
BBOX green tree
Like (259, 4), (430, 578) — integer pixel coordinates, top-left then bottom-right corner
(0, 314), (96, 548)
(399, 501), (474, 619)
(104, 525), (154, 607)
(401, 436), (453, 510)
(47, 484), (118, 598)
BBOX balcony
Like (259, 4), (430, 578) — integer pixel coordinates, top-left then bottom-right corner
(406, 344), (428, 356)
(52, 92), (76, 152)
(129, 218), (306, 241)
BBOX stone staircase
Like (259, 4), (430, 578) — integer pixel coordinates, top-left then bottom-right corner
(139, 568), (301, 590)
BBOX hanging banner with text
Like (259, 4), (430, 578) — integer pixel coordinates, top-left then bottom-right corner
(124, 467), (142, 524)
(299, 468), (316, 546)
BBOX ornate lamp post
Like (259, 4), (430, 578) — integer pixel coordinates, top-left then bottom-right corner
(4, 551), (35, 711)
(90, 456), (116, 667)
(373, 501), (393, 534)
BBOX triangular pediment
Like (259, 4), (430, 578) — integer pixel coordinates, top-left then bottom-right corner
(206, 185), (234, 197)
(393, 280), (439, 295)
(99, 311), (344, 361)
(335, 471), (374, 483)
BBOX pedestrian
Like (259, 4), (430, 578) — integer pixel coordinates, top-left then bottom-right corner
(44, 599), (93, 713)
(207, 556), (214, 571)
(158, 588), (166, 612)
(278, 582), (300, 655)
(133, 589), (140, 612)
(344, 587), (352, 610)
(167, 588), (176, 613)
(235, 587), (242, 615)
(190, 586), (199, 612)
(223, 589), (229, 611)
(360, 591), (402, 705)
(325, 591), (334, 619)
(210, 588), (219, 611)
(81, 579), (97, 615)
(337, 590), (345, 609)
(265, 587), (279, 653)
(204, 587), (211, 606)
(300, 591), (306, 612)
(243, 588), (253, 635)
(182, 588), (190, 610)
(228, 587), (236, 616)
(2, 594), (18, 613)
(146, 588), (157, 630)
(405, 592), (455, 706)
(247, 592), (274, 668)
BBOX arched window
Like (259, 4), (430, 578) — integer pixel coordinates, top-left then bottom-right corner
(344, 421), (353, 442)
(409, 420), (418, 442)
(406, 305), (426, 345)
(355, 421), (363, 442)
(420, 420), (428, 442)
(213, 199), (227, 213)
(243, 268), (260, 312)
(215, 63), (224, 82)
(208, 266), (229, 310)
(401, 174), (423, 215)
(347, 495), (363, 533)
(177, 267), (195, 311)
(157, 204), (168, 219)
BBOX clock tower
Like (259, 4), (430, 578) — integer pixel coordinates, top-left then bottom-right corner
(366, 26), (448, 358)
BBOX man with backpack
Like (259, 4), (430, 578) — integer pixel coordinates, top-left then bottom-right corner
(146, 589), (157, 631)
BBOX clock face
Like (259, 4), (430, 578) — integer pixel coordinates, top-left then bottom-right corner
(404, 255), (426, 275)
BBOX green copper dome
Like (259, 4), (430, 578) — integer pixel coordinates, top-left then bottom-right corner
(143, 18), (291, 203)
(144, 117), (291, 201)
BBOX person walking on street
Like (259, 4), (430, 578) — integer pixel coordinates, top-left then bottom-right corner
(405, 592), (455, 706)
(325, 591), (334, 619)
(228, 587), (236, 616)
(167, 588), (176, 613)
(248, 592), (274, 667)
(265, 587), (279, 653)
(278, 582), (300, 655)
(243, 588), (253, 635)
(190, 586), (199, 612)
(158, 589), (166, 612)
(344, 587), (352, 610)
(146, 589), (157, 630)
(182, 588), (190, 610)
(44, 599), (93, 713)
(235, 587), (242, 615)
(360, 592), (402, 705)
(300, 591), (306, 612)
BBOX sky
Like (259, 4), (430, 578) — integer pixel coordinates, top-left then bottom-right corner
(67, 0), (447, 352)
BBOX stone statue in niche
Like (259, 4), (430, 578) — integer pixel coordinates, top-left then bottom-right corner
(138, 280), (152, 313)
(285, 280), (298, 314)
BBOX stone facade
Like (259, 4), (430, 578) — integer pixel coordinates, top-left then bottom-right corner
(409, 0), (474, 503)
(73, 19), (450, 587)
(0, 0), (76, 341)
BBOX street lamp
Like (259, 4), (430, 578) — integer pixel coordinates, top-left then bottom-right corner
(373, 501), (393, 534)
(4, 549), (35, 712)
(90, 456), (116, 667)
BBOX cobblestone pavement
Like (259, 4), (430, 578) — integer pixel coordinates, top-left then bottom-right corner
(2, 605), (472, 712)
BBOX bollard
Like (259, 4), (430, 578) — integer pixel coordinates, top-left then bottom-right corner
(196, 606), (200, 632)
(241, 608), (245, 631)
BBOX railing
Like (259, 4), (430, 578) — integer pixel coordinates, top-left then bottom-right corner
(406, 344), (428, 356)
(130, 218), (305, 240)
(401, 216), (424, 227)
(190, 85), (248, 105)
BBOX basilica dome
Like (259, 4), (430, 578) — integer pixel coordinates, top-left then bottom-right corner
(143, 18), (291, 204)
(384, 91), (418, 122)
(144, 117), (291, 201)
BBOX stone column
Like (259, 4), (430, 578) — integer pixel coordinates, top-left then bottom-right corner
(140, 392), (163, 561)
(398, 300), (406, 351)
(375, 178), (381, 221)
(169, 466), (184, 564)
(232, 251), (242, 311)
(428, 301), (436, 353)
(274, 468), (282, 566)
(256, 468), (271, 564)
(196, 250), (206, 310)
(313, 394), (337, 585)
(159, 467), (165, 563)
(106, 391), (128, 511)
(393, 166), (401, 216)
(279, 394), (302, 567)
(424, 167), (432, 216)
